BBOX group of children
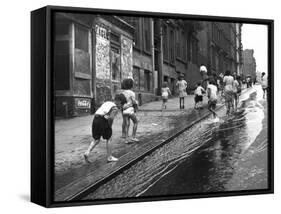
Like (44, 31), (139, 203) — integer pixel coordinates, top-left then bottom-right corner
(84, 72), (242, 164)
(161, 71), (242, 121)
(161, 75), (219, 121)
(84, 78), (139, 163)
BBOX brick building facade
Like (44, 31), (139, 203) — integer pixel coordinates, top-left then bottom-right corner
(241, 49), (257, 80)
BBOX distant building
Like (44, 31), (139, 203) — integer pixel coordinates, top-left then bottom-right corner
(197, 22), (243, 77)
(241, 49), (257, 80)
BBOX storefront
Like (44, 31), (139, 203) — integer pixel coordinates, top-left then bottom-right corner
(54, 13), (134, 117)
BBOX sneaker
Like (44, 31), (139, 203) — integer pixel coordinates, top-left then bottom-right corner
(107, 156), (118, 162)
(130, 137), (140, 142)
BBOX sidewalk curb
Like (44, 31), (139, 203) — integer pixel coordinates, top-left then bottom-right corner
(57, 88), (251, 201)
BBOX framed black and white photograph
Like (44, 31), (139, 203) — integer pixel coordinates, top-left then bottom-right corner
(31, 5), (274, 208)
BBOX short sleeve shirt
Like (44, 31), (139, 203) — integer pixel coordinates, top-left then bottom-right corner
(223, 75), (234, 92)
(194, 86), (204, 96)
(176, 80), (187, 91)
(95, 101), (117, 116)
(207, 84), (218, 101)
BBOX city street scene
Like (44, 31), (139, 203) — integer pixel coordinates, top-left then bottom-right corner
(53, 13), (269, 201)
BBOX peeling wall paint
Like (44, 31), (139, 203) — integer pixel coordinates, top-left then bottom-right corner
(121, 35), (133, 79)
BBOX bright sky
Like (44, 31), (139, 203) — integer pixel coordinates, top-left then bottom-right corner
(242, 24), (268, 74)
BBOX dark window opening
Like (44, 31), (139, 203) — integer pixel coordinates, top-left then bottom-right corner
(54, 19), (71, 91)
(75, 25), (89, 52)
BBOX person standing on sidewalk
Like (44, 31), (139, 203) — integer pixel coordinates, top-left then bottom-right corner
(122, 78), (139, 144)
(84, 94), (127, 163)
(176, 74), (187, 109)
(223, 70), (235, 116)
(161, 81), (172, 111)
(207, 80), (219, 122)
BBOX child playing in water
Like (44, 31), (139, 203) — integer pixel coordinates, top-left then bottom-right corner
(194, 82), (205, 109)
(122, 78), (139, 144)
(207, 80), (219, 122)
(161, 81), (172, 111)
(84, 93), (127, 163)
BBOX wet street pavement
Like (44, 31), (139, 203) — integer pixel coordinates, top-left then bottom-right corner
(84, 85), (268, 200)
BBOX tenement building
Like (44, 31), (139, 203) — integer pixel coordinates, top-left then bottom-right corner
(54, 13), (243, 117)
(241, 49), (257, 80)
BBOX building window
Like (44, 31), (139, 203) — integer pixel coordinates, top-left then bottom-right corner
(191, 36), (198, 65)
(111, 47), (121, 81)
(75, 25), (89, 52)
(182, 31), (186, 60)
(123, 17), (141, 49)
(169, 29), (175, 64)
(143, 18), (151, 54)
(54, 19), (71, 91)
(176, 29), (181, 58)
(144, 70), (151, 91)
(133, 66), (140, 90)
(163, 25), (169, 62)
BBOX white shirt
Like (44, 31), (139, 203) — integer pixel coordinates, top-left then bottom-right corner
(95, 101), (117, 116)
(207, 84), (218, 101)
(176, 80), (187, 91)
(194, 86), (205, 96)
(223, 75), (234, 92)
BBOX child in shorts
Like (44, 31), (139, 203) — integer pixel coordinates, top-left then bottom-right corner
(122, 79), (139, 144)
(161, 81), (172, 111)
(194, 82), (205, 109)
(207, 80), (219, 122)
(84, 93), (127, 163)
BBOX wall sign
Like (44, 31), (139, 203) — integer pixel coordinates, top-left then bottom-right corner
(75, 98), (91, 109)
(95, 25), (110, 80)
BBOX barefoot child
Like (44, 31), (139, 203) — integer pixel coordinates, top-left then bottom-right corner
(176, 74), (187, 109)
(194, 82), (205, 109)
(207, 80), (219, 122)
(161, 82), (172, 111)
(84, 94), (127, 163)
(122, 79), (139, 144)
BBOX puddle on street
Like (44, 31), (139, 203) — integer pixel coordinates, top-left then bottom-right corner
(84, 87), (267, 200)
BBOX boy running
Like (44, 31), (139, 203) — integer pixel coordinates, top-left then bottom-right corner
(84, 94), (127, 163)
(194, 82), (205, 109)
(207, 80), (219, 122)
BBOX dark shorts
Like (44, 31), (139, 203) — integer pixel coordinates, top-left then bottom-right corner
(92, 115), (112, 140)
(208, 99), (217, 109)
(194, 95), (203, 103)
(162, 97), (168, 103)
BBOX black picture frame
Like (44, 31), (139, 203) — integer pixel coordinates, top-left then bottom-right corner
(31, 5), (274, 208)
